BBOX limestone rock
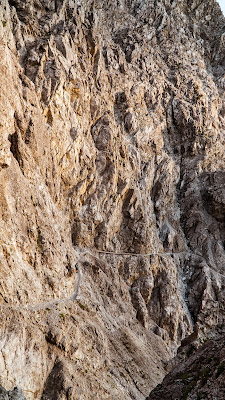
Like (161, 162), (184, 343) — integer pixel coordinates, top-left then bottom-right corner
(0, 386), (27, 400)
(0, 0), (224, 399)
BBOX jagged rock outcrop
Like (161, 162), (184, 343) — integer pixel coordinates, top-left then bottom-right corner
(0, 0), (224, 399)
(147, 335), (225, 400)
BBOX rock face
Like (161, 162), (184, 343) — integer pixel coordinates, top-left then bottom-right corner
(0, 0), (224, 399)
(0, 386), (26, 400)
(147, 335), (225, 400)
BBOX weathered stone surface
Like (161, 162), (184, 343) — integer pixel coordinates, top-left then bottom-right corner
(0, 0), (224, 399)
(147, 335), (225, 400)
(0, 386), (26, 400)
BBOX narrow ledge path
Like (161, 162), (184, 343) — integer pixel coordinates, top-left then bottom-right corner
(1, 248), (224, 312)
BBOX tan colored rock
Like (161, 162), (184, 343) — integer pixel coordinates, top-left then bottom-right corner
(0, 0), (224, 398)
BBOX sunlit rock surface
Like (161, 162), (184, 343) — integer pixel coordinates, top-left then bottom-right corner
(0, 0), (224, 399)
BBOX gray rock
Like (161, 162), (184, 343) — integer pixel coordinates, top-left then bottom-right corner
(0, 386), (27, 400)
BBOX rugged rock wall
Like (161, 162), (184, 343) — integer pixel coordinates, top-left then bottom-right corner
(147, 335), (225, 400)
(0, 0), (224, 399)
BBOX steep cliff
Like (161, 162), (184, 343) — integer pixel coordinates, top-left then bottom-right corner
(147, 335), (225, 400)
(0, 0), (224, 399)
